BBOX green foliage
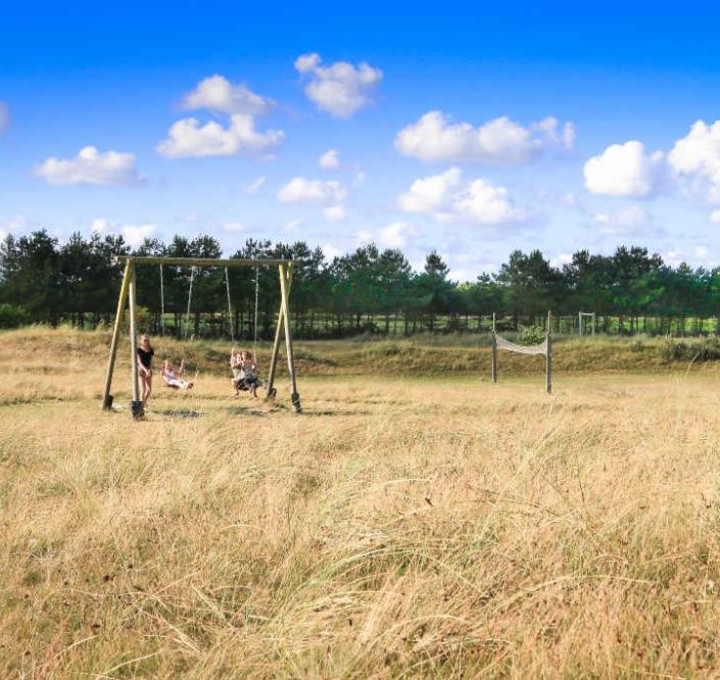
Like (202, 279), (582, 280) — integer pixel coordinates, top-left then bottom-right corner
(660, 336), (720, 362)
(519, 325), (546, 345)
(0, 303), (30, 329)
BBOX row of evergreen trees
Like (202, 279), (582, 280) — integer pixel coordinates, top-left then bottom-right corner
(1, 229), (718, 337)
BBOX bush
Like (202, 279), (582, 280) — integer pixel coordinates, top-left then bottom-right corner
(519, 325), (546, 345)
(0, 303), (30, 329)
(660, 337), (720, 362)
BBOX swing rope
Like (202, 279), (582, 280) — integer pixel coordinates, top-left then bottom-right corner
(225, 267), (235, 344)
(184, 266), (195, 340)
(159, 264), (165, 337)
(253, 265), (260, 347)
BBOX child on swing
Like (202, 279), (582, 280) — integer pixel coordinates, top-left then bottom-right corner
(162, 358), (194, 390)
(230, 348), (262, 397)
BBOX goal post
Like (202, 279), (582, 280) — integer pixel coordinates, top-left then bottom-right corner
(578, 311), (596, 336)
(101, 255), (301, 418)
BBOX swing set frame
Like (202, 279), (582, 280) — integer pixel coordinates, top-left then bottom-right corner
(101, 255), (301, 419)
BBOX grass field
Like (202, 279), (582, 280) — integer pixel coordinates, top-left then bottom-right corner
(1, 327), (720, 677)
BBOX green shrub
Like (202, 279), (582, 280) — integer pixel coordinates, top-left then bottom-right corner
(0, 303), (30, 329)
(660, 337), (720, 362)
(519, 325), (546, 345)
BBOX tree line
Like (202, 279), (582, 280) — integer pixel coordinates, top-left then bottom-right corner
(1, 229), (718, 338)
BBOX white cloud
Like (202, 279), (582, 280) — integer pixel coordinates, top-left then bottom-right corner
(91, 218), (108, 234)
(278, 177), (347, 205)
(294, 52), (382, 118)
(182, 75), (273, 116)
(379, 221), (418, 248)
(0, 101), (9, 135)
(223, 222), (245, 233)
(592, 205), (656, 236)
(550, 252), (574, 268)
(584, 141), (666, 197)
(318, 148), (340, 169)
(283, 218), (303, 232)
(35, 146), (141, 186)
(0, 214), (27, 235)
(663, 245), (713, 268)
(394, 111), (575, 165)
(398, 166), (526, 226)
(322, 242), (343, 260)
(710, 209), (720, 225)
(121, 224), (156, 247)
(353, 171), (366, 187)
(323, 204), (347, 221)
(278, 177), (347, 221)
(668, 120), (720, 203)
(245, 176), (266, 195)
(156, 114), (284, 158)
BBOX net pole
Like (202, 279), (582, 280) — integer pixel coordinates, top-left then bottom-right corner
(491, 312), (497, 383)
(546, 311), (552, 394)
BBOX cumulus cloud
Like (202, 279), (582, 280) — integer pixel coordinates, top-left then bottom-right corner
(398, 166), (526, 226)
(0, 101), (9, 135)
(278, 176), (347, 220)
(379, 221), (418, 248)
(584, 141), (666, 197)
(245, 176), (266, 195)
(91, 218), (108, 233)
(121, 224), (156, 247)
(223, 222), (245, 233)
(318, 148), (340, 169)
(668, 120), (720, 203)
(324, 204), (347, 221)
(278, 177), (347, 205)
(35, 146), (141, 186)
(0, 214), (27, 239)
(394, 111), (575, 165)
(294, 52), (382, 118)
(592, 205), (657, 236)
(156, 114), (284, 159)
(182, 75), (273, 116)
(283, 218), (303, 232)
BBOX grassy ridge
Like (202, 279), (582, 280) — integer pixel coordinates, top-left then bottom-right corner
(2, 326), (719, 384)
(2, 328), (720, 676)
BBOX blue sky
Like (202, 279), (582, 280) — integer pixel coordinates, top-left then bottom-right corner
(3, 1), (720, 281)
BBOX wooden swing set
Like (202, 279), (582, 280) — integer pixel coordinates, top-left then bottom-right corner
(101, 256), (301, 419)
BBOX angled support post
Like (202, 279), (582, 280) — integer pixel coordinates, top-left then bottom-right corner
(101, 259), (132, 410)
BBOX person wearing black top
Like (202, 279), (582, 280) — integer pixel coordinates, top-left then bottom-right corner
(136, 334), (155, 406)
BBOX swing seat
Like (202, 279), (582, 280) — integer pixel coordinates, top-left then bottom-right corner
(165, 376), (194, 390)
(232, 373), (264, 395)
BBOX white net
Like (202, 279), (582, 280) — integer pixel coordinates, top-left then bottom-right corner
(494, 333), (547, 356)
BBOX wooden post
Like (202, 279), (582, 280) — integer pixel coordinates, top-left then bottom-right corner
(546, 311), (553, 395)
(128, 262), (144, 418)
(265, 265), (285, 399)
(491, 313), (497, 383)
(279, 263), (301, 413)
(101, 259), (132, 410)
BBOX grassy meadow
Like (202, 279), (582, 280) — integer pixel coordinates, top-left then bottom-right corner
(1, 326), (720, 678)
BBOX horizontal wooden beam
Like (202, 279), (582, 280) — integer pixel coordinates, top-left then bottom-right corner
(116, 256), (292, 268)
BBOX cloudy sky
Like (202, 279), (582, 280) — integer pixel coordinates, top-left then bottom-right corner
(2, 1), (720, 281)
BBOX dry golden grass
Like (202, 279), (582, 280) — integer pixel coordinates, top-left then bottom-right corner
(1, 327), (720, 677)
